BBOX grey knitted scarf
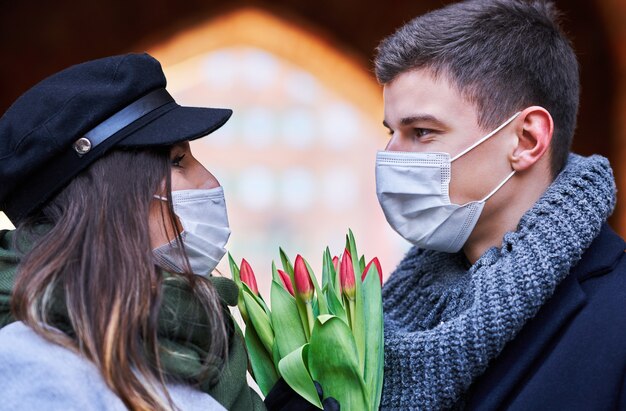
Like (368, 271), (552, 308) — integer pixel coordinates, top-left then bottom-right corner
(381, 154), (616, 410)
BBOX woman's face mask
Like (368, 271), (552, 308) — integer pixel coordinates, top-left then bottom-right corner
(150, 141), (231, 276)
(152, 187), (231, 276)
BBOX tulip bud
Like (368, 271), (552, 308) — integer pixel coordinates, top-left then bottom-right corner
(332, 256), (339, 272)
(340, 249), (356, 300)
(277, 269), (295, 296)
(362, 257), (383, 286)
(240, 258), (259, 295)
(294, 255), (314, 302)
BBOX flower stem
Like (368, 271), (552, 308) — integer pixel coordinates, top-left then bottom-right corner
(306, 302), (315, 335)
(348, 298), (356, 331)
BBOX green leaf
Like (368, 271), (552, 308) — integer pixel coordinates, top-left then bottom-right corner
(272, 338), (282, 375)
(228, 252), (240, 283)
(302, 257), (328, 315)
(242, 282), (271, 317)
(270, 281), (308, 358)
(279, 247), (295, 288)
(271, 261), (281, 284)
(353, 289), (366, 376)
(244, 322), (279, 396)
(294, 293), (311, 341)
(227, 253), (250, 324)
(312, 298), (319, 318)
(279, 249), (311, 340)
(237, 296), (250, 326)
(242, 291), (274, 355)
(362, 263), (384, 410)
(308, 315), (369, 410)
(323, 248), (341, 301)
(347, 229), (366, 375)
(321, 248), (332, 289)
(278, 345), (323, 409)
(347, 229), (360, 277)
(325, 279), (348, 324)
(229, 255), (270, 324)
(359, 255), (366, 274)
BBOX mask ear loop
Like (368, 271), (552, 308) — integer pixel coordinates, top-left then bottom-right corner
(480, 170), (516, 202)
(451, 112), (522, 162)
(449, 111), (521, 203)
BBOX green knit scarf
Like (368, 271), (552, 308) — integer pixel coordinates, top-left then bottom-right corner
(0, 228), (265, 411)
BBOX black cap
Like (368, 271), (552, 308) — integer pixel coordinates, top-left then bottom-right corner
(0, 53), (232, 224)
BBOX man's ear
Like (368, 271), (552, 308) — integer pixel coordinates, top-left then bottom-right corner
(509, 106), (553, 171)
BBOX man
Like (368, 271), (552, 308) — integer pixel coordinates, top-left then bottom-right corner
(374, 1), (626, 409)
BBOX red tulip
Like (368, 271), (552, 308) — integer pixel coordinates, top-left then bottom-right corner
(340, 249), (356, 300)
(240, 258), (259, 295)
(332, 256), (339, 272)
(294, 255), (314, 302)
(362, 257), (383, 286)
(277, 269), (295, 296)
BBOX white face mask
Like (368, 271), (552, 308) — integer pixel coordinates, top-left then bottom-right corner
(152, 187), (231, 276)
(375, 112), (520, 253)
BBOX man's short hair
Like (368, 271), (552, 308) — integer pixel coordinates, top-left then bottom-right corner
(374, 0), (579, 177)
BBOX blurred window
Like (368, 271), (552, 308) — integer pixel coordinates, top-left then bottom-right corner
(149, 8), (410, 292)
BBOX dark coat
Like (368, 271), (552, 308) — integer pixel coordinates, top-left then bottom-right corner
(465, 223), (626, 410)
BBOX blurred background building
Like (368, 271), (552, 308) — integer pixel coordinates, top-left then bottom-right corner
(1, 0), (625, 291)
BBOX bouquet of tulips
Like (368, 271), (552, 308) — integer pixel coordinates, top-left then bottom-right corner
(228, 230), (383, 410)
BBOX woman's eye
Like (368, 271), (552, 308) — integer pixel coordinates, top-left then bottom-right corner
(171, 154), (186, 168)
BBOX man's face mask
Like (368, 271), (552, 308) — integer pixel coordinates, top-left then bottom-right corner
(152, 187), (231, 275)
(375, 112), (520, 253)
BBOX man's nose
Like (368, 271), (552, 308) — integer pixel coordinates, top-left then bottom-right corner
(385, 133), (404, 152)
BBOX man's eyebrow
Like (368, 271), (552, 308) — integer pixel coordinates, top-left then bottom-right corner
(401, 114), (447, 127)
(382, 114), (447, 129)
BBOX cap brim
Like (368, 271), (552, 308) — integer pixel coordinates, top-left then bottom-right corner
(117, 104), (233, 147)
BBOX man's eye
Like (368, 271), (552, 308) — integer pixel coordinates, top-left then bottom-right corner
(171, 154), (186, 167)
(415, 128), (431, 138)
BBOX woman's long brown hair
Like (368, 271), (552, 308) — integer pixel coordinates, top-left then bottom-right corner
(11, 148), (228, 410)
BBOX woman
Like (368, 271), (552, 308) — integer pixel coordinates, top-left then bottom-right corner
(0, 54), (332, 410)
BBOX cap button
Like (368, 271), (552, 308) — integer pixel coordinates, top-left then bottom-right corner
(73, 137), (92, 156)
